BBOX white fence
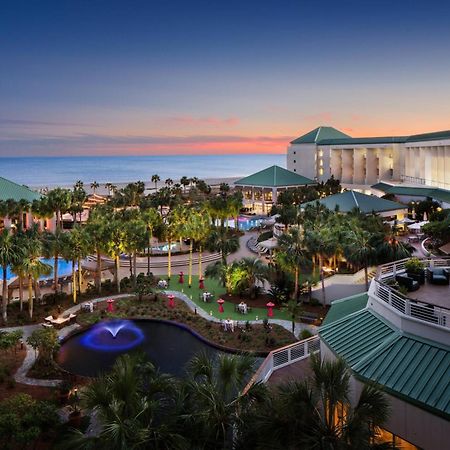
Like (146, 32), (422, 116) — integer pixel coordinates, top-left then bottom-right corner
(243, 336), (320, 393)
(375, 258), (450, 329)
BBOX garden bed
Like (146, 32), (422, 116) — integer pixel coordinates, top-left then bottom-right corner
(76, 295), (297, 353)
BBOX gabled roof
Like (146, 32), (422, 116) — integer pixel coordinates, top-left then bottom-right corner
(290, 126), (351, 144)
(0, 177), (42, 202)
(234, 165), (315, 187)
(322, 293), (368, 326)
(371, 183), (450, 204)
(320, 308), (450, 418)
(301, 190), (406, 214)
(318, 136), (407, 146)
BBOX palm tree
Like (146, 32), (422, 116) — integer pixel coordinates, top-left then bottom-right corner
(90, 181), (99, 194)
(84, 219), (107, 294)
(0, 229), (21, 323)
(236, 257), (268, 299)
(151, 174), (160, 192)
(165, 178), (174, 187)
(182, 352), (264, 450)
(187, 209), (211, 281)
(161, 207), (184, 281)
(277, 226), (309, 301)
(42, 229), (67, 294)
(205, 260), (236, 294)
(237, 355), (391, 449)
(123, 217), (146, 286)
(206, 228), (240, 266)
(180, 176), (190, 194)
(344, 228), (377, 289)
(141, 208), (162, 276)
(46, 188), (72, 229)
(105, 220), (127, 293)
(65, 353), (186, 450)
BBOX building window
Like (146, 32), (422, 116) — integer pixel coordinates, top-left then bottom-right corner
(293, 151), (296, 155)
(293, 169), (296, 172)
(319, 168), (324, 176)
(293, 160), (296, 163)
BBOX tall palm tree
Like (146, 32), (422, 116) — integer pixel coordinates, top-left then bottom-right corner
(277, 226), (309, 301)
(187, 209), (211, 281)
(206, 227), (240, 266)
(46, 188), (72, 230)
(180, 176), (190, 194)
(84, 219), (107, 294)
(42, 229), (67, 294)
(141, 208), (163, 276)
(161, 207), (184, 281)
(0, 229), (21, 323)
(123, 217), (146, 286)
(90, 181), (99, 194)
(151, 174), (160, 192)
(344, 228), (377, 289)
(105, 220), (127, 293)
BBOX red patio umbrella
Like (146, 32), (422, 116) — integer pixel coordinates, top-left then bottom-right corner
(106, 299), (115, 312)
(179, 271), (184, 284)
(167, 294), (175, 309)
(199, 277), (205, 289)
(217, 298), (225, 313)
(266, 301), (275, 317)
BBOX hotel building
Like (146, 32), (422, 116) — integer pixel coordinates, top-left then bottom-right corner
(287, 127), (450, 192)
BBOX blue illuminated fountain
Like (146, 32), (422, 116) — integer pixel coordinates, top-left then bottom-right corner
(79, 319), (145, 352)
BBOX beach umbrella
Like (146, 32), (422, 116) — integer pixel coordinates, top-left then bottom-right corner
(199, 277), (205, 289)
(167, 294), (175, 309)
(217, 298), (225, 313)
(266, 301), (275, 318)
(178, 271), (184, 284)
(106, 299), (115, 312)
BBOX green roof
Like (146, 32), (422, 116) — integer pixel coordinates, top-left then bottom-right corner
(320, 309), (450, 418)
(290, 126), (351, 144)
(0, 177), (41, 203)
(371, 183), (450, 204)
(407, 130), (450, 143)
(322, 293), (368, 326)
(319, 136), (407, 146)
(234, 165), (315, 187)
(301, 190), (406, 214)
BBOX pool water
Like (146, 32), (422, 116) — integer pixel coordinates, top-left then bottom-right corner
(6, 258), (75, 281)
(224, 216), (264, 231)
(57, 319), (262, 378)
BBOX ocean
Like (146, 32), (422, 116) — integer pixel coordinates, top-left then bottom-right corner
(0, 154), (285, 188)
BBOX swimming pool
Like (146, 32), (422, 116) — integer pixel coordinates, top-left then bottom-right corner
(5, 258), (75, 281)
(227, 216), (264, 231)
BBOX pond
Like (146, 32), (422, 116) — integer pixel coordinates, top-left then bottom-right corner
(57, 319), (262, 378)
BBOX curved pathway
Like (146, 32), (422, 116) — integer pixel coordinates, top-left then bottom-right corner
(2, 291), (314, 387)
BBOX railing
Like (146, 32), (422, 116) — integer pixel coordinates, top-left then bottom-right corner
(243, 336), (320, 393)
(373, 258), (450, 329)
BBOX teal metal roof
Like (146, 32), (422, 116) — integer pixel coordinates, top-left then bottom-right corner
(319, 136), (407, 146)
(320, 308), (450, 419)
(322, 293), (368, 326)
(320, 309), (397, 366)
(301, 190), (406, 214)
(407, 130), (450, 143)
(290, 126), (350, 144)
(234, 165), (315, 187)
(0, 177), (41, 202)
(355, 334), (450, 418)
(370, 183), (450, 204)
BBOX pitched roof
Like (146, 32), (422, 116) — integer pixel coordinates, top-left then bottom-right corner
(234, 165), (315, 187)
(0, 177), (42, 202)
(371, 183), (450, 204)
(301, 190), (406, 214)
(290, 126), (351, 144)
(406, 130), (450, 143)
(320, 309), (450, 418)
(318, 136), (407, 146)
(322, 293), (368, 326)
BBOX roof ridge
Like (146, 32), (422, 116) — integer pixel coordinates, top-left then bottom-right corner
(0, 176), (35, 192)
(351, 190), (359, 209)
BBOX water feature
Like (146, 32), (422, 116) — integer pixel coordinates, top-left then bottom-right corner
(57, 319), (260, 378)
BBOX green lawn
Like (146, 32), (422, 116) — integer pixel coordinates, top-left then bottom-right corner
(159, 275), (292, 322)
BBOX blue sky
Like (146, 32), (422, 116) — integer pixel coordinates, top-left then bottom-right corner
(1, 0), (450, 156)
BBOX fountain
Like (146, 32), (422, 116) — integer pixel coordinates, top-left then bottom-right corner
(79, 319), (145, 351)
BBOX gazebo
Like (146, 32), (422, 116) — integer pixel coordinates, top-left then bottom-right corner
(234, 165), (315, 214)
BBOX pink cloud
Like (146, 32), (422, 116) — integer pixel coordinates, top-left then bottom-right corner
(159, 115), (240, 127)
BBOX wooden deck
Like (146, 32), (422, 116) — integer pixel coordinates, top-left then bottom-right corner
(408, 281), (450, 309)
(267, 358), (313, 386)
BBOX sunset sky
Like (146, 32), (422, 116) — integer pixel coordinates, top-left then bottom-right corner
(1, 0), (450, 157)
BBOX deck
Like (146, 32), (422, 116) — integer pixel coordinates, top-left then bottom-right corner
(408, 281), (450, 309)
(267, 358), (313, 386)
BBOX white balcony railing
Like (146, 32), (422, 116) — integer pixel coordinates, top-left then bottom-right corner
(243, 336), (320, 393)
(374, 258), (450, 329)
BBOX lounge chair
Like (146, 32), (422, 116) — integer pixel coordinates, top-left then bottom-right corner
(395, 274), (419, 292)
(427, 268), (450, 285)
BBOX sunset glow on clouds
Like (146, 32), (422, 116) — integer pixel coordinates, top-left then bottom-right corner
(1, 0), (450, 157)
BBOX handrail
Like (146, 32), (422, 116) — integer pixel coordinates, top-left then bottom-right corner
(243, 335), (320, 394)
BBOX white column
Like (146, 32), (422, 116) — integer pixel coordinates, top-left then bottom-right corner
(365, 148), (378, 184)
(353, 149), (366, 185)
(341, 150), (353, 184)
